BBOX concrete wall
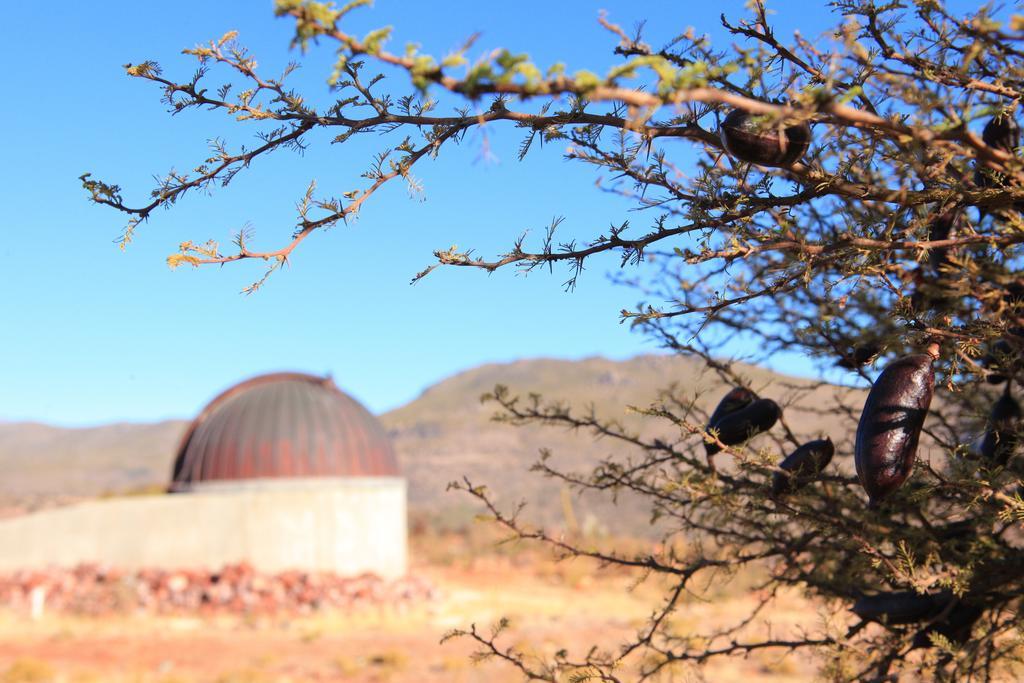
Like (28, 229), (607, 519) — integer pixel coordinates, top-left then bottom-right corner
(0, 477), (406, 578)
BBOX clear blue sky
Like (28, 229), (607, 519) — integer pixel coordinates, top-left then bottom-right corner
(0, 1), (973, 426)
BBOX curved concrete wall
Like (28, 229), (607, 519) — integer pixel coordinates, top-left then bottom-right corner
(0, 478), (406, 578)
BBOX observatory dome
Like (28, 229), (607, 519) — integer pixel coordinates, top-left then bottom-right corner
(170, 372), (398, 490)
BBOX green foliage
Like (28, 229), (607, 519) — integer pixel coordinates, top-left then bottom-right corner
(273, 0), (343, 50)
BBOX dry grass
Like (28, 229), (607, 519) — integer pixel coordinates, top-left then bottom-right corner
(1, 660), (54, 683)
(9, 525), (1014, 682)
(0, 528), (830, 683)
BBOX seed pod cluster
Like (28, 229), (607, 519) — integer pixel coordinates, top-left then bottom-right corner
(854, 354), (935, 505)
(975, 114), (1022, 216)
(718, 109), (811, 167)
(771, 438), (834, 496)
(704, 387), (781, 458)
(851, 590), (952, 626)
(911, 603), (983, 649)
(980, 385), (1021, 465)
(707, 387), (757, 429)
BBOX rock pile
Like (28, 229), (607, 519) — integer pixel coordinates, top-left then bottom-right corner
(0, 563), (436, 617)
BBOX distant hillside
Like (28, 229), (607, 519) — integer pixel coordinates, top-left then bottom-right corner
(0, 420), (187, 509)
(0, 355), (869, 533)
(385, 355), (867, 534)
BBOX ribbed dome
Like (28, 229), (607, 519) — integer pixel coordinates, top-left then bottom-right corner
(170, 373), (398, 490)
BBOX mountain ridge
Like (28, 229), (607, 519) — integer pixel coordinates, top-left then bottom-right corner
(0, 354), (866, 533)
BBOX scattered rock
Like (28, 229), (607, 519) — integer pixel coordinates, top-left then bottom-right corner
(0, 563), (435, 617)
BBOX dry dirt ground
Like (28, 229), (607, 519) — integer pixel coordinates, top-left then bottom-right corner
(0, 534), (822, 683)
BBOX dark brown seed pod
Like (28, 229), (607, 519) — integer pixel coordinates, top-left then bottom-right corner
(851, 591), (952, 626)
(982, 114), (1020, 152)
(983, 340), (1013, 385)
(926, 208), (959, 274)
(974, 163), (1015, 193)
(1005, 283), (1024, 306)
(975, 116), (1022, 217)
(984, 366), (1009, 385)
(837, 343), (882, 370)
(911, 603), (983, 649)
(706, 398), (782, 456)
(718, 108), (811, 167)
(982, 337), (1023, 385)
(934, 519), (974, 541)
(771, 437), (835, 496)
(980, 386), (1021, 465)
(909, 267), (955, 315)
(854, 354), (935, 505)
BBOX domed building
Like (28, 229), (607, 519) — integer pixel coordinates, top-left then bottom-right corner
(0, 373), (407, 577)
(171, 372), (399, 489)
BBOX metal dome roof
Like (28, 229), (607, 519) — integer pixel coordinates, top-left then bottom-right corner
(170, 372), (398, 490)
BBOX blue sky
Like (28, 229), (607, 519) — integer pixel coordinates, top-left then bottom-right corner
(0, 1), (969, 426)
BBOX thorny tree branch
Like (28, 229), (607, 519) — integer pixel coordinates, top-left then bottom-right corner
(86, 1), (1024, 679)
